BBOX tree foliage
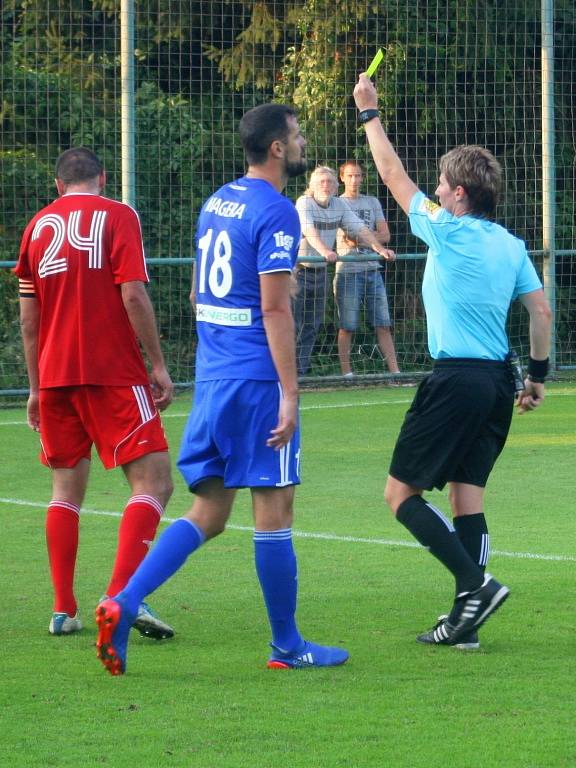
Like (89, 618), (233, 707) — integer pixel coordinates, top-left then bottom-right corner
(1, 0), (575, 386)
(3, 0), (574, 249)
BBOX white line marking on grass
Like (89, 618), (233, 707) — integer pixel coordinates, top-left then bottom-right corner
(0, 400), (409, 426)
(154, 401), (414, 418)
(300, 400), (412, 411)
(140, 400), (415, 417)
(2, 389), (575, 426)
(1, 496), (574, 563)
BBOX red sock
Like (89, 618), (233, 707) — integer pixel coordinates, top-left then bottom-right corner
(46, 501), (80, 616)
(106, 495), (164, 597)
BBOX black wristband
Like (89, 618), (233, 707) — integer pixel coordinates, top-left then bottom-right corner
(358, 109), (380, 125)
(527, 356), (549, 382)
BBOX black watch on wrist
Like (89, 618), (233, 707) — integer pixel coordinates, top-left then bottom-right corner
(358, 109), (380, 125)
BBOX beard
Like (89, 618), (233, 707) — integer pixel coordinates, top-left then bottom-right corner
(285, 157), (308, 178)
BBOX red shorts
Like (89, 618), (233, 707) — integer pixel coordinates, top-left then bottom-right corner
(39, 385), (169, 470)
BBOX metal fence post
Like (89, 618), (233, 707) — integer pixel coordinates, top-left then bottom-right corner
(541, 0), (556, 370)
(120, 0), (136, 208)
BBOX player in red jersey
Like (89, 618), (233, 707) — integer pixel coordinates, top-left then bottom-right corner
(15, 147), (175, 639)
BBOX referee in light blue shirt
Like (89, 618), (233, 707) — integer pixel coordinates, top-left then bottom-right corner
(353, 73), (552, 649)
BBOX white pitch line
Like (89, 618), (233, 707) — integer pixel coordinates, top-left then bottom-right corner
(2, 389), (575, 427)
(0, 399), (410, 426)
(300, 400), (412, 411)
(161, 400), (414, 417)
(1, 496), (574, 563)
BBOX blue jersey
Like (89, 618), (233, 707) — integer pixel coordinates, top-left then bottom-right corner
(409, 191), (542, 360)
(194, 177), (300, 380)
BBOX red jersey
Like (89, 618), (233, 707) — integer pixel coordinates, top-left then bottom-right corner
(15, 193), (150, 387)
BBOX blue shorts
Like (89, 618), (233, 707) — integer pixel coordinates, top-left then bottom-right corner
(177, 379), (301, 491)
(334, 269), (391, 330)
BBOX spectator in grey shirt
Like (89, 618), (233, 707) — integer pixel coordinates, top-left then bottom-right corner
(294, 166), (394, 376)
(335, 160), (400, 377)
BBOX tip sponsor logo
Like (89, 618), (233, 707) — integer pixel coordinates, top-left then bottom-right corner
(273, 231), (295, 250)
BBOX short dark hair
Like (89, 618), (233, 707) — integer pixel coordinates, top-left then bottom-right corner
(439, 145), (502, 220)
(239, 104), (297, 166)
(339, 159), (363, 178)
(55, 148), (104, 184)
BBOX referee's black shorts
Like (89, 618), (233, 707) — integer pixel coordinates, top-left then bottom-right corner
(389, 358), (515, 491)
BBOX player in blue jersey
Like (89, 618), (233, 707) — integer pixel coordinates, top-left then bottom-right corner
(95, 103), (349, 674)
(353, 74), (552, 648)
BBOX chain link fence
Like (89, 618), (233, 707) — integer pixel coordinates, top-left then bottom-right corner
(1, 0), (575, 394)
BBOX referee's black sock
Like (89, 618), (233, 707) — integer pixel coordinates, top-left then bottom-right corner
(454, 513), (489, 572)
(396, 495), (484, 595)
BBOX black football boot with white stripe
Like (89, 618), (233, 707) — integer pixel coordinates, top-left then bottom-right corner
(417, 614), (480, 649)
(417, 574), (509, 647)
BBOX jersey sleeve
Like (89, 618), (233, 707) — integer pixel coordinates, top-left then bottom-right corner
(108, 204), (150, 284)
(513, 248), (543, 298)
(408, 190), (451, 250)
(256, 198), (301, 274)
(295, 195), (317, 236)
(14, 220), (36, 296)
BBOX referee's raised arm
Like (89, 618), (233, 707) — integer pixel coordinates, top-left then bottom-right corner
(353, 74), (418, 214)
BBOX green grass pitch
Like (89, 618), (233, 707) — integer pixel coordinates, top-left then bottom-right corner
(0, 384), (574, 767)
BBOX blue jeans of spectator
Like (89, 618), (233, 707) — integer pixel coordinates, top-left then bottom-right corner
(294, 266), (328, 376)
(334, 269), (391, 330)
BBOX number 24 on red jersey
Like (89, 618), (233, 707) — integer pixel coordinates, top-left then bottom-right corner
(32, 209), (107, 278)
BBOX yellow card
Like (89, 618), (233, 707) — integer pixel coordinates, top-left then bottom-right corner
(365, 48), (384, 78)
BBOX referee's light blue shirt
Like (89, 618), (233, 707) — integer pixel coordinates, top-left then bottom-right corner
(409, 191), (542, 361)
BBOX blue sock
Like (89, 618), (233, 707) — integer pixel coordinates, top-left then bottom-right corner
(119, 518), (205, 617)
(254, 528), (302, 653)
